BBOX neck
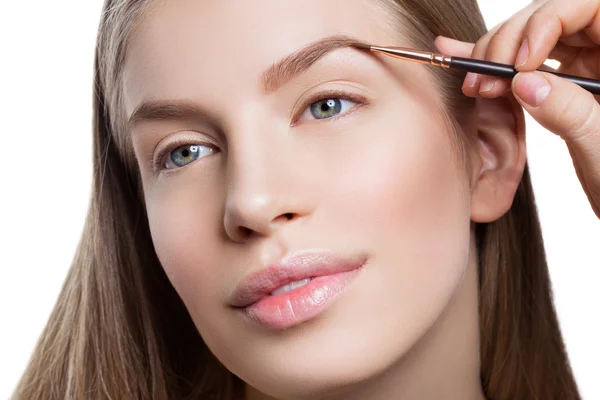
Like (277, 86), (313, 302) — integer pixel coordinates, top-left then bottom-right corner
(246, 234), (486, 400)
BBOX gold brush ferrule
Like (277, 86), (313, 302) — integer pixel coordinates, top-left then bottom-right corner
(368, 46), (452, 68)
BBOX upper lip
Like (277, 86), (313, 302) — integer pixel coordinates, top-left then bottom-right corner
(229, 250), (366, 308)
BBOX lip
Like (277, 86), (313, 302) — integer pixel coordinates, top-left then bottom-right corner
(229, 250), (366, 329)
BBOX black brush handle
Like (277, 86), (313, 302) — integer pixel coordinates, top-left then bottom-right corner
(450, 56), (600, 95)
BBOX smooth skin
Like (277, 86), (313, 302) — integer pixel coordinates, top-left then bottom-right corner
(124, 1), (520, 399)
(436, 0), (600, 219)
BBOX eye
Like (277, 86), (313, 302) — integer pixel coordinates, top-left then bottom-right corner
(298, 97), (357, 122)
(165, 144), (215, 169)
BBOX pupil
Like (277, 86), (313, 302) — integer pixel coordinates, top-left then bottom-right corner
(321, 99), (338, 113)
(181, 149), (190, 158)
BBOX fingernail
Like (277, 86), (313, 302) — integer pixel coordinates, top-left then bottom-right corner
(464, 72), (479, 88)
(515, 38), (529, 69)
(514, 72), (551, 107)
(479, 78), (496, 93)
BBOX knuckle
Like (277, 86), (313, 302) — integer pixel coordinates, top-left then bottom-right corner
(471, 36), (491, 59)
(485, 28), (522, 62)
(572, 104), (599, 142)
(529, 7), (548, 24)
(472, 23), (504, 59)
(555, 92), (598, 141)
(528, 5), (559, 31)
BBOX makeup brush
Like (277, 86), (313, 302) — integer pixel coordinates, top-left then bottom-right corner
(351, 43), (600, 95)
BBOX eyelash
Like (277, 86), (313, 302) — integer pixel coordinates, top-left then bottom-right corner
(153, 89), (369, 172)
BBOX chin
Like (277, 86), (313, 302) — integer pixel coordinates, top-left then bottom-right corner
(219, 282), (437, 400)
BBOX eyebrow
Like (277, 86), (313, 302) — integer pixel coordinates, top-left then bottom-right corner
(127, 99), (223, 132)
(128, 34), (363, 130)
(262, 34), (362, 93)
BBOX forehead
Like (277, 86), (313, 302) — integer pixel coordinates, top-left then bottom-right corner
(122, 0), (408, 114)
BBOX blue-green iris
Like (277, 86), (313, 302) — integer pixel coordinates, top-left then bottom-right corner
(170, 145), (202, 167)
(310, 98), (342, 119)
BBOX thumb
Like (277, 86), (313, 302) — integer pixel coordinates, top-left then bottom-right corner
(511, 71), (600, 144)
(512, 71), (600, 216)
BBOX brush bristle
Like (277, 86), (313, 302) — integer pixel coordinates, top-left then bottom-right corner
(350, 42), (372, 50)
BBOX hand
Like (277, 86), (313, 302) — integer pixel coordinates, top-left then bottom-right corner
(434, 0), (600, 219)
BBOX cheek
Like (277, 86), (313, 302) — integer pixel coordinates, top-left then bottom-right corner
(320, 101), (472, 344)
(323, 101), (470, 248)
(144, 176), (225, 316)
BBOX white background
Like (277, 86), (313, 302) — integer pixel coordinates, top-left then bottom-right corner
(1, 1), (598, 399)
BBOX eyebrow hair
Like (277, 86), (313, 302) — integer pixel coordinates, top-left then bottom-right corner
(128, 34), (362, 129)
(262, 34), (361, 93)
(127, 99), (223, 132)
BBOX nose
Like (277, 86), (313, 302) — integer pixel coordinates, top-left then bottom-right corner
(223, 134), (314, 243)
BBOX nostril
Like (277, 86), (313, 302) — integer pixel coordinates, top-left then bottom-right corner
(283, 213), (294, 220)
(238, 226), (252, 238)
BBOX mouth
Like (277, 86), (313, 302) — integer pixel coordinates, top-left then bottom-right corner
(268, 277), (314, 295)
(230, 250), (366, 330)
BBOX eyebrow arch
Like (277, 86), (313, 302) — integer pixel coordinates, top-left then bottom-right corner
(262, 34), (363, 93)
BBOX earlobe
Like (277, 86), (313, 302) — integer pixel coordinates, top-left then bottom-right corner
(469, 94), (527, 223)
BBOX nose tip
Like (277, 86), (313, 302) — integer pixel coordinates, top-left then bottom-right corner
(224, 191), (301, 242)
(221, 125), (314, 242)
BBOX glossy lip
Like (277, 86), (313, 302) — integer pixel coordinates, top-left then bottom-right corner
(229, 250), (367, 308)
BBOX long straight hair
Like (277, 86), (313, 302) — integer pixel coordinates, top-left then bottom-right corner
(13, 0), (580, 399)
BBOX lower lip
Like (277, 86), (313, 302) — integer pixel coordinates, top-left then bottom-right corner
(242, 267), (363, 330)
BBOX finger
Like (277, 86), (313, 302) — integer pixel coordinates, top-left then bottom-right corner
(434, 36), (474, 58)
(567, 141), (600, 217)
(462, 1), (545, 98)
(477, 1), (546, 98)
(436, 35), (575, 95)
(434, 35), (502, 96)
(512, 70), (600, 216)
(460, 21), (505, 97)
(517, 0), (600, 72)
(560, 32), (598, 48)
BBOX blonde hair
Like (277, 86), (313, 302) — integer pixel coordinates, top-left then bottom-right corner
(14, 0), (580, 399)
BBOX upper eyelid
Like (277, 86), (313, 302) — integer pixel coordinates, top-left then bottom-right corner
(292, 80), (371, 103)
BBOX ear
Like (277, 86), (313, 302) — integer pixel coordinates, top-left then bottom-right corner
(469, 94), (527, 223)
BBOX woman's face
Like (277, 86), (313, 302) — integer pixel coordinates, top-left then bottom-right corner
(125, 0), (473, 397)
